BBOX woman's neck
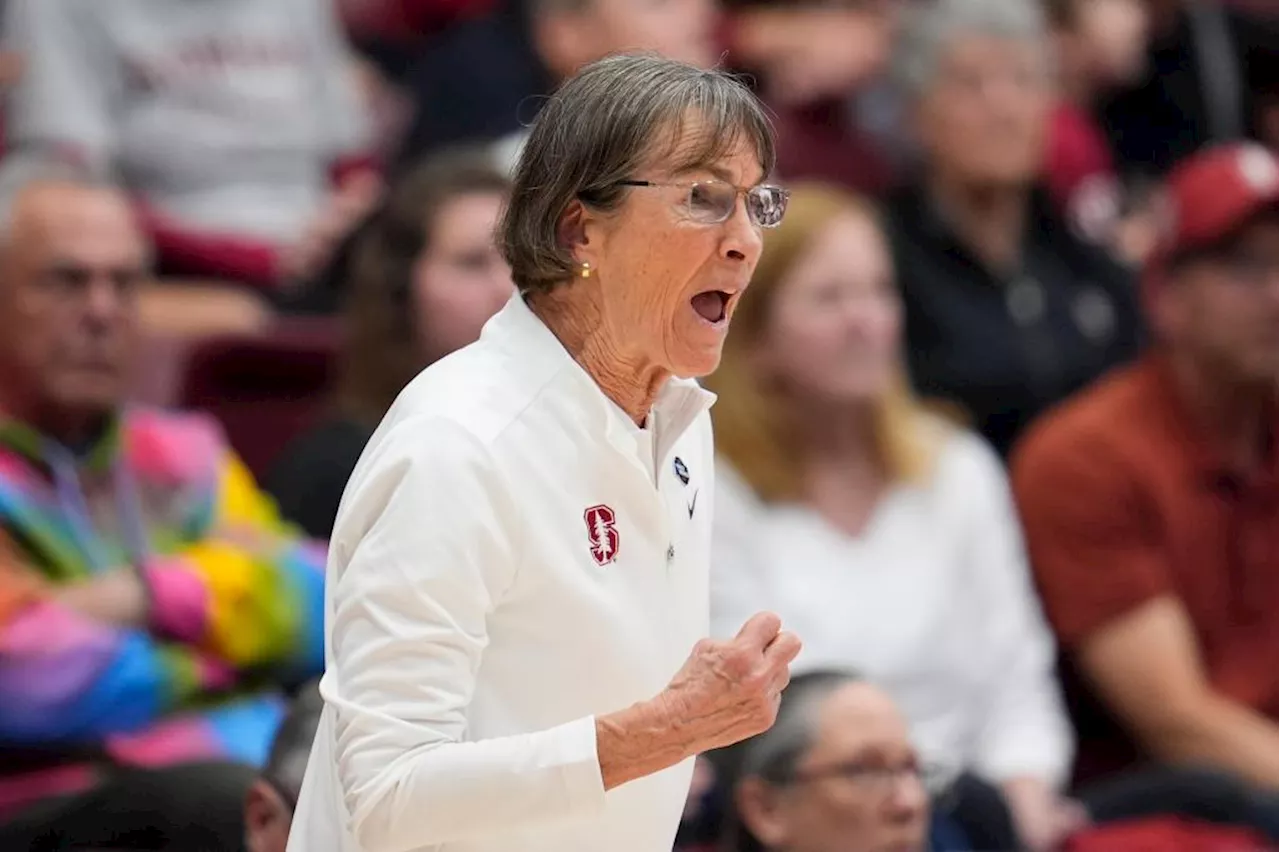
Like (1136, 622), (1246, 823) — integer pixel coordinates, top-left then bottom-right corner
(790, 398), (887, 536)
(928, 173), (1029, 275)
(526, 284), (668, 426)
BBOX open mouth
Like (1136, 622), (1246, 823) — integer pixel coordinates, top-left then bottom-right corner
(690, 289), (732, 325)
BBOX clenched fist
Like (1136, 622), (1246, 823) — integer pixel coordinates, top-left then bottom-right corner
(595, 612), (802, 791)
(659, 612), (802, 753)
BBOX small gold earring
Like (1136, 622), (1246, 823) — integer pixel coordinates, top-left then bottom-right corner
(580, 262), (592, 279)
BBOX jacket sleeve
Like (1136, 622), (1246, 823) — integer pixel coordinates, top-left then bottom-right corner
(0, 532), (236, 744)
(324, 416), (606, 852)
(144, 451), (326, 680)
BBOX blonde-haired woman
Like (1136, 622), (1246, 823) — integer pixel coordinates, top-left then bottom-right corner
(705, 185), (1085, 851)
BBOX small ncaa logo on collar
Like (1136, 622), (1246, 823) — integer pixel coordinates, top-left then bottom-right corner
(673, 456), (690, 485)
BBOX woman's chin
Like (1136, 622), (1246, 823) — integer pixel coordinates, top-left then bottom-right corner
(667, 343), (725, 380)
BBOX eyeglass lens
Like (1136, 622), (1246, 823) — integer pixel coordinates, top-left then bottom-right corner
(686, 183), (787, 229)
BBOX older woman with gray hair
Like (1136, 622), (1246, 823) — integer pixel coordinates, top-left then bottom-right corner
(287, 54), (802, 852)
(717, 670), (941, 852)
(883, 0), (1143, 457)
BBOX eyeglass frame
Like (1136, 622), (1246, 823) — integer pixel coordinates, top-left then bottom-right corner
(607, 178), (790, 229)
(780, 758), (948, 799)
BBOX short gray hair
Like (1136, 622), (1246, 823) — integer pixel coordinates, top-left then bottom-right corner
(0, 153), (117, 235)
(893, 0), (1050, 99)
(716, 669), (863, 852)
(499, 53), (775, 295)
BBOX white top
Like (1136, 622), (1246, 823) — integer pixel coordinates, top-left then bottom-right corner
(289, 294), (717, 852)
(3, 0), (368, 242)
(709, 426), (1074, 788)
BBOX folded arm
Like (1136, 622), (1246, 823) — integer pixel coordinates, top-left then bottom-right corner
(0, 532), (234, 744)
(147, 453), (325, 679)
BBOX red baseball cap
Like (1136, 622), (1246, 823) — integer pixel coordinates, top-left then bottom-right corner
(1150, 142), (1280, 266)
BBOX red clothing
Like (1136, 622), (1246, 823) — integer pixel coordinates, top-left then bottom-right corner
(770, 100), (897, 196)
(1064, 817), (1272, 852)
(339, 0), (497, 43)
(1011, 356), (1278, 776)
(1045, 102), (1123, 246)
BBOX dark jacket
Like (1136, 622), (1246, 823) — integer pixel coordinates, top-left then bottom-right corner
(884, 186), (1144, 456)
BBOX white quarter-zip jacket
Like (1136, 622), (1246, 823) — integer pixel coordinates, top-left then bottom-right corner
(288, 294), (716, 852)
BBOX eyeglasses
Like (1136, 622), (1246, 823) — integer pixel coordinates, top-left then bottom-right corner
(787, 760), (946, 798)
(617, 179), (790, 229)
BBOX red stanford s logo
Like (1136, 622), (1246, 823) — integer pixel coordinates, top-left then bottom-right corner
(583, 504), (620, 566)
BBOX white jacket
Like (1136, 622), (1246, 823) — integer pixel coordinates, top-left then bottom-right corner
(288, 294), (716, 852)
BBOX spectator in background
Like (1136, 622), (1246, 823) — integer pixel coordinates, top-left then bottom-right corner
(715, 671), (940, 852)
(267, 149), (512, 539)
(395, 0), (718, 172)
(0, 175), (325, 849)
(245, 683), (324, 852)
(723, 1), (897, 195)
(1045, 0), (1153, 260)
(706, 185), (1081, 851)
(883, 0), (1143, 456)
(1, 0), (379, 291)
(338, 0), (499, 77)
(1012, 143), (1278, 795)
(1100, 0), (1278, 181)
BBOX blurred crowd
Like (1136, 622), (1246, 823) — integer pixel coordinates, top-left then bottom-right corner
(0, 0), (1275, 850)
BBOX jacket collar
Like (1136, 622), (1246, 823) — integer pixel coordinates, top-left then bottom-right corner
(0, 411), (123, 475)
(486, 294), (716, 467)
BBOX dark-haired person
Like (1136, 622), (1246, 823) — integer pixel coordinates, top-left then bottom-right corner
(287, 54), (802, 852)
(266, 149), (513, 539)
(245, 684), (325, 852)
(395, 0), (719, 171)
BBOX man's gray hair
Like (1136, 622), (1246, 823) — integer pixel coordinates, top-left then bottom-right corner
(893, 0), (1050, 100)
(0, 154), (129, 255)
(498, 53), (775, 295)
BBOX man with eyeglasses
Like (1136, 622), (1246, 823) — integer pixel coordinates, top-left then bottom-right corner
(1013, 143), (1279, 802)
(246, 684), (323, 852)
(0, 173), (326, 851)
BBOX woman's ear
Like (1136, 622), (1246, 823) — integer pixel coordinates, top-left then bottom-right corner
(556, 199), (594, 266)
(735, 776), (792, 849)
(244, 779), (290, 852)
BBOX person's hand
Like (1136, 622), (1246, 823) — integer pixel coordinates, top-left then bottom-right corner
(1003, 777), (1091, 852)
(53, 569), (148, 629)
(279, 171), (383, 287)
(658, 612), (802, 754)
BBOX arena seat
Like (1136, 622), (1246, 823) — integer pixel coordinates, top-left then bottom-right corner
(179, 318), (342, 481)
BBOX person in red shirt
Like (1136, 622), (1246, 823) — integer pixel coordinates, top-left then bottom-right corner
(1012, 142), (1279, 792)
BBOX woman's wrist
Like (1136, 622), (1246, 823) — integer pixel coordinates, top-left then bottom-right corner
(595, 693), (697, 791)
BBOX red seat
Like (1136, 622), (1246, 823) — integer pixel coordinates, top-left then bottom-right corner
(179, 318), (342, 481)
